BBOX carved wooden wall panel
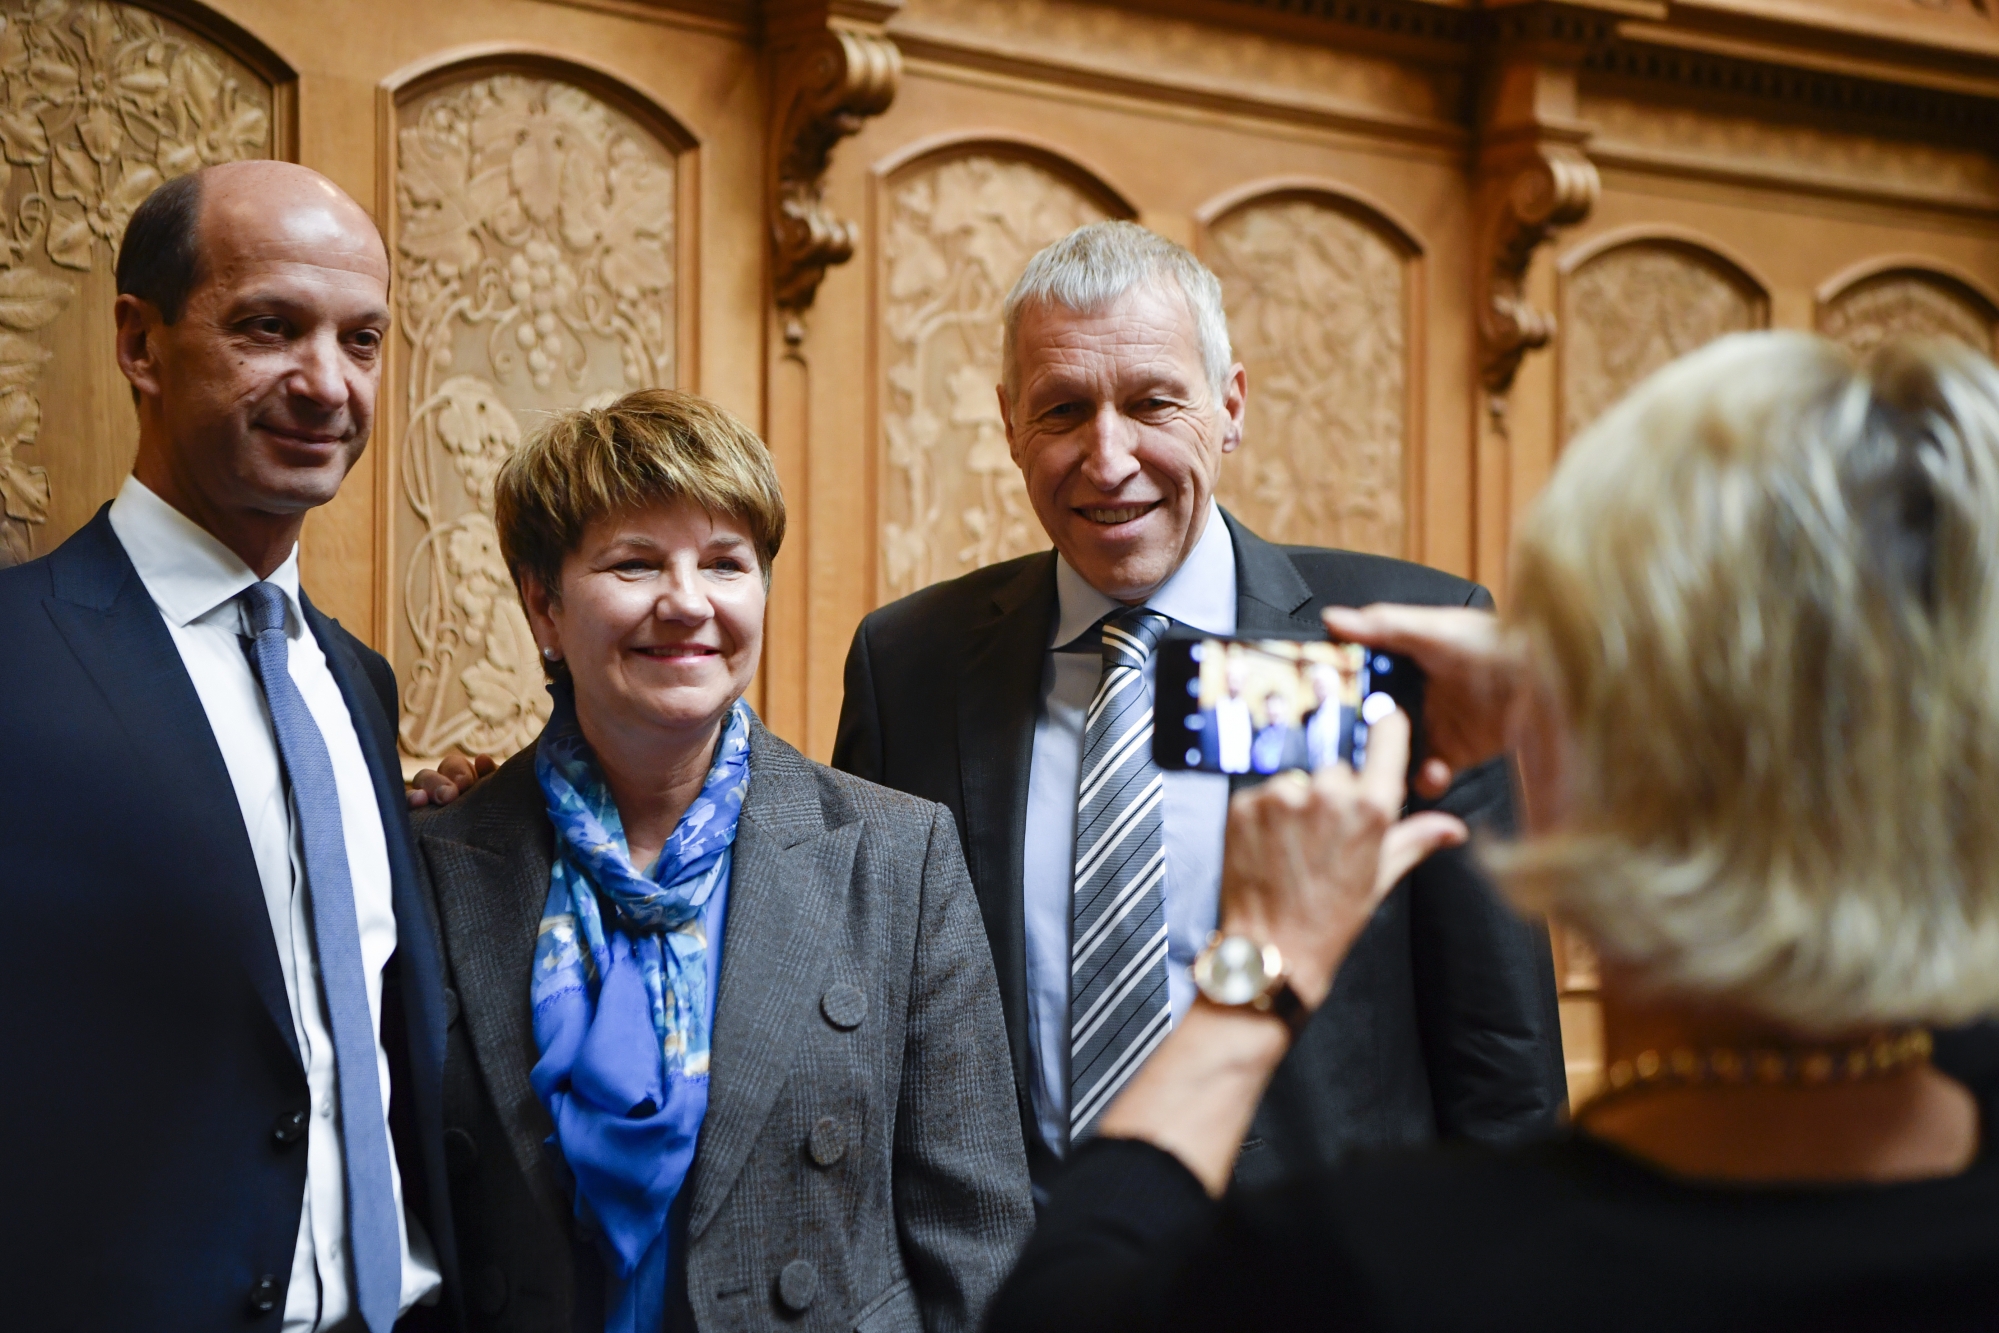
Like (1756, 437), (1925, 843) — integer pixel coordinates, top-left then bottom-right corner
(0, 0), (272, 566)
(876, 149), (1117, 601)
(392, 70), (680, 767)
(1818, 268), (1999, 356)
(1560, 239), (1767, 443)
(1204, 193), (1408, 556)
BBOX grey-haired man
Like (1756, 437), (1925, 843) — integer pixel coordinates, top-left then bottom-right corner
(834, 221), (1565, 1194)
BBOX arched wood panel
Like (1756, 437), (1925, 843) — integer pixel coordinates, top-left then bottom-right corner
(870, 137), (1134, 603)
(1198, 184), (1422, 559)
(1817, 260), (1999, 356)
(0, 0), (291, 566)
(385, 53), (698, 767)
(1558, 230), (1771, 445)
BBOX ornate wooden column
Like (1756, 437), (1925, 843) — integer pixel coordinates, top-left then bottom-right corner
(760, 0), (901, 740)
(1470, 1), (1627, 592)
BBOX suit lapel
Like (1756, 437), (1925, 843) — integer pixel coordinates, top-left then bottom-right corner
(306, 600), (455, 1267)
(43, 508), (301, 1068)
(952, 554), (1055, 1107)
(417, 753), (566, 1218)
(1226, 512), (1318, 796)
(1226, 509), (1315, 634)
(690, 722), (860, 1238)
(306, 598), (449, 1084)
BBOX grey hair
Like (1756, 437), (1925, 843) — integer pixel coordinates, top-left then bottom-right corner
(1000, 220), (1233, 403)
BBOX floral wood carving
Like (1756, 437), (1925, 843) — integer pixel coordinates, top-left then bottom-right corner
(1817, 270), (1996, 357)
(1562, 242), (1763, 441)
(878, 153), (1110, 600)
(771, 24), (898, 344)
(1206, 196), (1406, 556)
(1479, 143), (1598, 396)
(0, 0), (269, 565)
(394, 73), (678, 765)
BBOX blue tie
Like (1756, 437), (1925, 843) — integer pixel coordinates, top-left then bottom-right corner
(239, 582), (401, 1333)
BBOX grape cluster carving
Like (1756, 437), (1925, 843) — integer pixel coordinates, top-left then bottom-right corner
(0, 0), (267, 564)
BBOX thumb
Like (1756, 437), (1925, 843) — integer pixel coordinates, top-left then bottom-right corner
(1373, 812), (1469, 896)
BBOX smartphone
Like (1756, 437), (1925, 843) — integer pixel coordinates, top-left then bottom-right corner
(1152, 632), (1425, 778)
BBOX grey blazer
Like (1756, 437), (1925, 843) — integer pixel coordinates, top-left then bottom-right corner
(411, 716), (1034, 1333)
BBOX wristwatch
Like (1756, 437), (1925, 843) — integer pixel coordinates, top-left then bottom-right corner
(1191, 932), (1312, 1041)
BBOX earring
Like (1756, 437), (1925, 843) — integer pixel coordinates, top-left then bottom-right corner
(542, 647), (562, 663)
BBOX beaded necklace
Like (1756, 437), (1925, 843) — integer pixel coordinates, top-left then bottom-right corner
(1580, 1028), (1934, 1117)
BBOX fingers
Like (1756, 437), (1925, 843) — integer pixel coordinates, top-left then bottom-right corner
(407, 767), (461, 808)
(1412, 757), (1455, 801)
(408, 753), (498, 809)
(1374, 811), (1468, 893)
(436, 754), (479, 785)
(1355, 708), (1411, 815)
(1321, 603), (1473, 663)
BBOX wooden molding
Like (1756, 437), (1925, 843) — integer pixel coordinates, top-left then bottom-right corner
(1473, 4), (1608, 397)
(1478, 140), (1599, 393)
(1815, 252), (1999, 310)
(769, 5), (903, 344)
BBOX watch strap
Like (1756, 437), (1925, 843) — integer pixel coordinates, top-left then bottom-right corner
(1252, 979), (1312, 1042)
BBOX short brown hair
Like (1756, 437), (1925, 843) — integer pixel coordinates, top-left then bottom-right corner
(494, 388), (785, 606)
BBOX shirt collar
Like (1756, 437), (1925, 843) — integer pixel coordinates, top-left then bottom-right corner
(107, 474), (304, 637)
(1050, 500), (1237, 650)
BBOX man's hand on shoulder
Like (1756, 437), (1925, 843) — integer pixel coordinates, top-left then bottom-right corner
(406, 753), (497, 808)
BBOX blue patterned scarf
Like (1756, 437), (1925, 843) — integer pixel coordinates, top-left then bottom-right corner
(529, 684), (752, 1333)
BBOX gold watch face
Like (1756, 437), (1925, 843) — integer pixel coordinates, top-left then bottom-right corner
(1194, 935), (1280, 1007)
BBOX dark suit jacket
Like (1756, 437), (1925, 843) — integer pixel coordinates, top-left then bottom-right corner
(833, 511), (1567, 1187)
(0, 507), (459, 1330)
(411, 718), (1033, 1333)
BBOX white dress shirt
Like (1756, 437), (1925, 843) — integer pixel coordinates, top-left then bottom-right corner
(1022, 501), (1236, 1154)
(108, 477), (440, 1330)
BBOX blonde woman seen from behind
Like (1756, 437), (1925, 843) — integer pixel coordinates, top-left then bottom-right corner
(987, 333), (1999, 1332)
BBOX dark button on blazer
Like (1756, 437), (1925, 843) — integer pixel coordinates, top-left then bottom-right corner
(412, 718), (1033, 1332)
(833, 510), (1569, 1187)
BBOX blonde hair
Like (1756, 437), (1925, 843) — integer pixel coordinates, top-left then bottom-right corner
(494, 388), (786, 608)
(1498, 331), (1999, 1031)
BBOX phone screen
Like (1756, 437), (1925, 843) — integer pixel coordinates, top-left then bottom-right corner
(1152, 634), (1424, 776)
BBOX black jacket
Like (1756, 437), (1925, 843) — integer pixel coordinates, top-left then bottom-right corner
(832, 511), (1567, 1187)
(0, 508), (459, 1329)
(990, 1134), (1999, 1332)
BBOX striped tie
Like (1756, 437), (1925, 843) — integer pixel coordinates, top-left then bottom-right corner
(1069, 606), (1174, 1145)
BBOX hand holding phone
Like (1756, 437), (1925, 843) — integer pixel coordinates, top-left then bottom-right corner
(1152, 632), (1426, 780)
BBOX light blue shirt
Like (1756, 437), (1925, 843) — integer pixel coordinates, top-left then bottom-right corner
(1022, 503), (1236, 1154)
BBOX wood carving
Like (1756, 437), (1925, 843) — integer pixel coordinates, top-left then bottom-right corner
(878, 153), (1109, 599)
(1479, 143), (1597, 396)
(770, 24), (898, 344)
(394, 73), (678, 765)
(0, 0), (269, 565)
(1818, 269), (1997, 356)
(1562, 241), (1762, 440)
(1207, 195), (1406, 556)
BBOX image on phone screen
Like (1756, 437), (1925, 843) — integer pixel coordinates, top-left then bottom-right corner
(1152, 635), (1422, 776)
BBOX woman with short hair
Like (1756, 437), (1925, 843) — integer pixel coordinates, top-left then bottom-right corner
(413, 389), (1031, 1333)
(987, 333), (1999, 1331)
